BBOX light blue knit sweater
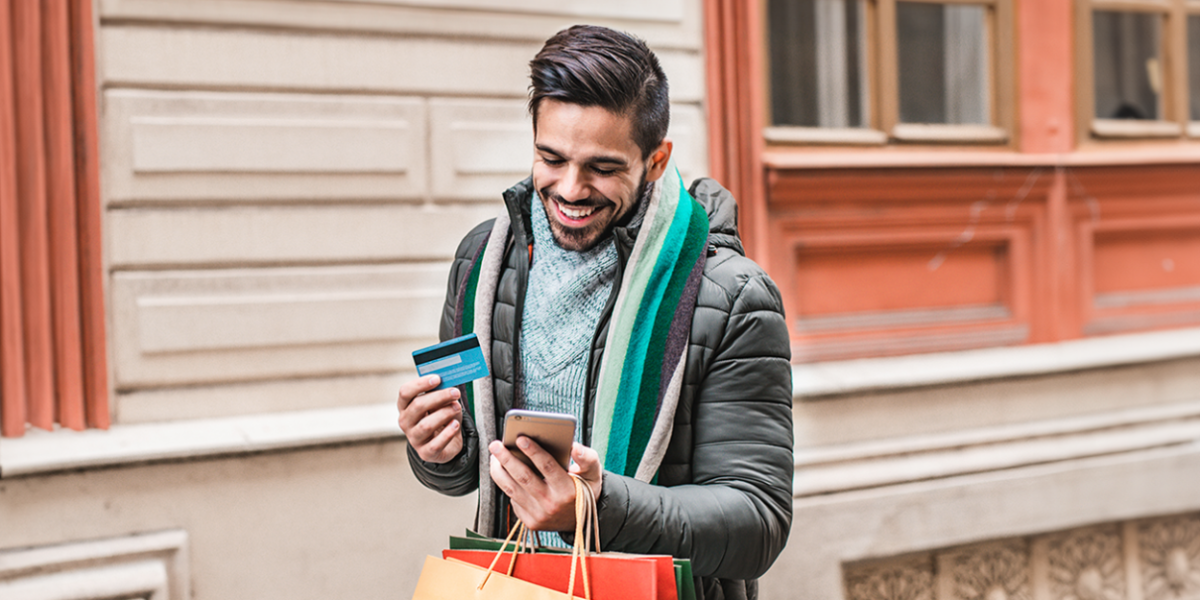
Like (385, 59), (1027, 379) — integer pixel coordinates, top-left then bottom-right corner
(519, 196), (618, 441)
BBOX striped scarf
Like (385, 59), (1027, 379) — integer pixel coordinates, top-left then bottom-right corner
(455, 159), (709, 535)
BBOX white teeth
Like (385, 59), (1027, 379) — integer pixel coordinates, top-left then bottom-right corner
(559, 203), (597, 219)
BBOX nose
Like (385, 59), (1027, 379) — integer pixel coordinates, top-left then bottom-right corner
(556, 165), (589, 202)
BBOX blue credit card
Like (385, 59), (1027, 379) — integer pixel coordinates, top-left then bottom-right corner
(412, 333), (489, 390)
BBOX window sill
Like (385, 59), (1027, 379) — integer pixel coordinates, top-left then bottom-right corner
(793, 325), (1200, 399)
(890, 123), (1009, 144)
(1091, 119), (1183, 139)
(764, 126), (888, 146)
(0, 403), (402, 478)
(762, 144), (1200, 169)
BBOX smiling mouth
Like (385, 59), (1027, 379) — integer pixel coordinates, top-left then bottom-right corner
(553, 199), (606, 224)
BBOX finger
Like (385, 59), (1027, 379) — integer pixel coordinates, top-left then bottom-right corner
(518, 436), (570, 485)
(570, 443), (601, 475)
(490, 452), (549, 528)
(406, 403), (461, 446)
(399, 388), (460, 430)
(489, 453), (523, 503)
(419, 417), (461, 461)
(397, 374), (441, 411)
(490, 440), (547, 493)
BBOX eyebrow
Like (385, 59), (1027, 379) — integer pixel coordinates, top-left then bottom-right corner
(535, 144), (630, 169)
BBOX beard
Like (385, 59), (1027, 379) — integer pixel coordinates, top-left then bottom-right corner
(539, 174), (652, 253)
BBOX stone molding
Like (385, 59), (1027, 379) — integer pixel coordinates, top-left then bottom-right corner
(0, 530), (189, 600)
(0, 404), (400, 478)
(794, 325), (1200, 400)
(844, 515), (1200, 600)
(794, 400), (1200, 497)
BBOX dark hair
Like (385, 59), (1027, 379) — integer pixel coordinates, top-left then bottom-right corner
(529, 25), (670, 159)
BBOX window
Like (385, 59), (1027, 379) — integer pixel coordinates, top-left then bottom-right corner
(1079, 0), (1200, 139)
(764, 0), (1014, 145)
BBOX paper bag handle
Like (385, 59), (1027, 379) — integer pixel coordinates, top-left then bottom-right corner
(476, 474), (600, 599)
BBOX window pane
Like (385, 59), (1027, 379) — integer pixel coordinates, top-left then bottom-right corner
(769, 0), (868, 128)
(1190, 15), (1200, 121)
(896, 2), (990, 125)
(1093, 11), (1161, 120)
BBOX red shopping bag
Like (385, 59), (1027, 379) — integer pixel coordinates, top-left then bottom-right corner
(442, 549), (667, 600)
(437, 475), (678, 600)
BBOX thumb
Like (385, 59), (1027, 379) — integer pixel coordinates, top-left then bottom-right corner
(570, 443), (600, 474)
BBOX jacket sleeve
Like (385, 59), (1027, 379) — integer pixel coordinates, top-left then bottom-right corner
(404, 223), (495, 497)
(593, 268), (794, 580)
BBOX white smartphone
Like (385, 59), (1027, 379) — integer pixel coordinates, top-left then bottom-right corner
(502, 409), (577, 472)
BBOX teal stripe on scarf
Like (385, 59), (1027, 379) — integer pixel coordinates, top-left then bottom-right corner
(603, 169), (709, 477)
(459, 237), (487, 418)
(456, 161), (709, 485)
(624, 187), (709, 471)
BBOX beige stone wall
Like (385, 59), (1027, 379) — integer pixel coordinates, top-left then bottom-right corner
(761, 329), (1200, 600)
(95, 0), (708, 423)
(0, 3), (708, 599)
(1, 441), (477, 599)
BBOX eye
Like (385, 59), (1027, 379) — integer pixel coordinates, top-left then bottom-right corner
(591, 166), (618, 176)
(540, 156), (565, 166)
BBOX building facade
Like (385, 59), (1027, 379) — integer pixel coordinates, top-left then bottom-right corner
(2, 1), (1200, 599)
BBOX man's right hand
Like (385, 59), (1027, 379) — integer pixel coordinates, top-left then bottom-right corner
(397, 375), (464, 464)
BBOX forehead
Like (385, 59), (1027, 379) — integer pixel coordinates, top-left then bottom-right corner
(533, 100), (640, 159)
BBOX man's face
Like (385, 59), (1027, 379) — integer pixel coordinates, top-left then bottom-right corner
(532, 99), (669, 252)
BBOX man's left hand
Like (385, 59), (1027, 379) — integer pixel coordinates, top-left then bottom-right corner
(488, 438), (602, 532)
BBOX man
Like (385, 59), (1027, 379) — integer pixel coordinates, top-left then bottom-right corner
(396, 25), (793, 600)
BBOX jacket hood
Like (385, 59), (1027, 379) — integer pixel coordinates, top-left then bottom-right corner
(502, 175), (746, 256)
(688, 176), (745, 256)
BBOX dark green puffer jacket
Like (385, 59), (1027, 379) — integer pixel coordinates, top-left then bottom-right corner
(408, 177), (794, 600)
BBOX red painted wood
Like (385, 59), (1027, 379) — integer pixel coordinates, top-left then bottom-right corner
(0, 0), (29, 437)
(703, 0), (728, 186)
(70, 0), (110, 429)
(1045, 169), (1076, 341)
(702, 0), (770, 269)
(44, 0), (86, 431)
(703, 1), (1199, 362)
(737, 0), (770, 270)
(768, 167), (1048, 361)
(1017, 0), (1074, 153)
(12, 0), (57, 430)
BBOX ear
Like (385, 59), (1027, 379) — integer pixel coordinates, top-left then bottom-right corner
(643, 139), (673, 183)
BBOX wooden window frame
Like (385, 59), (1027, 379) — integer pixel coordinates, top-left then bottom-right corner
(1076, 0), (1199, 140)
(762, 0), (1016, 146)
(1187, 0), (1200, 135)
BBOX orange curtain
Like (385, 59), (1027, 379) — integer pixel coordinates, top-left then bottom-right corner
(0, 0), (108, 438)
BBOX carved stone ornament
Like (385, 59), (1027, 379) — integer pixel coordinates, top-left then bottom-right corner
(1140, 516), (1200, 600)
(845, 558), (935, 600)
(1046, 527), (1126, 600)
(950, 542), (1033, 600)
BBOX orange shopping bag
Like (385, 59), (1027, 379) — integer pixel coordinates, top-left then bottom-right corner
(413, 476), (605, 600)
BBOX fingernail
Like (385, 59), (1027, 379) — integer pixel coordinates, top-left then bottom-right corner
(428, 374), (440, 385)
(450, 389), (460, 399)
(448, 420), (458, 430)
(517, 437), (530, 449)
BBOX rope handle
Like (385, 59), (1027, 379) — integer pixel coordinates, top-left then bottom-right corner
(567, 474), (598, 599)
(476, 474), (601, 599)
